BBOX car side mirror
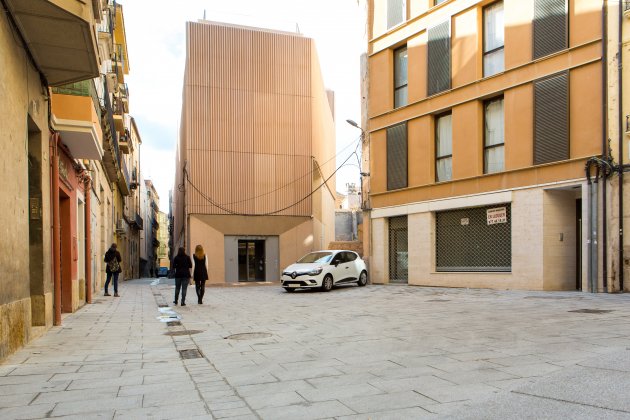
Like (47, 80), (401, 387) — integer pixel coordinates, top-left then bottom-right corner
(332, 261), (339, 267)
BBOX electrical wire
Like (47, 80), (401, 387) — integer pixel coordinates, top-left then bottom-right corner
(184, 150), (358, 217)
(208, 134), (362, 206)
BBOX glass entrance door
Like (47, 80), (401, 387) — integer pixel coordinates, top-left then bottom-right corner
(238, 240), (266, 282)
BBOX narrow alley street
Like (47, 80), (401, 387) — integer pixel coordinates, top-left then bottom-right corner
(1, 280), (630, 419)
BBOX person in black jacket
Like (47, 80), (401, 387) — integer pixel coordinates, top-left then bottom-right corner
(172, 247), (192, 306)
(104, 243), (122, 297)
(193, 245), (209, 304)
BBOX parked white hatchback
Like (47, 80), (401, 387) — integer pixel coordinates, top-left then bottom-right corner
(281, 250), (368, 292)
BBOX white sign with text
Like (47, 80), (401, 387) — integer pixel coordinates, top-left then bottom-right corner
(486, 207), (507, 225)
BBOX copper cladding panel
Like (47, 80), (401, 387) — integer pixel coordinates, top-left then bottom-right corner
(181, 22), (326, 217)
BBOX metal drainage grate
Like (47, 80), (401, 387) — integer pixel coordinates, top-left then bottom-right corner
(165, 330), (203, 336)
(179, 349), (203, 359)
(166, 321), (181, 327)
(158, 304), (169, 308)
(225, 332), (272, 340)
(426, 299), (450, 302)
(568, 309), (614, 314)
(525, 296), (578, 300)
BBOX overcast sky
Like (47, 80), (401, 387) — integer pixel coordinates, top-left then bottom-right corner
(122, 0), (367, 211)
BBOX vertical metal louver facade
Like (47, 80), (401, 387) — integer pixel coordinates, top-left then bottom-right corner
(388, 216), (408, 283)
(387, 0), (405, 29)
(428, 21), (451, 96)
(534, 72), (569, 165)
(436, 205), (512, 272)
(387, 123), (408, 191)
(533, 0), (567, 60)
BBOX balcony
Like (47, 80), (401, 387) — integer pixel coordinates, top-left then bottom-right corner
(3, 0), (100, 86)
(129, 213), (143, 230)
(51, 80), (103, 160)
(101, 77), (120, 182)
(118, 83), (130, 113)
(152, 238), (160, 248)
(112, 97), (125, 133)
(119, 129), (131, 154)
(152, 218), (159, 231)
(97, 1), (115, 40)
(118, 158), (131, 196)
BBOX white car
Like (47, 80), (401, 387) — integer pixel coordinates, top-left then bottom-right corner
(281, 250), (368, 292)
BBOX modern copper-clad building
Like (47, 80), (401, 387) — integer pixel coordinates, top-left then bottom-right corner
(173, 21), (336, 283)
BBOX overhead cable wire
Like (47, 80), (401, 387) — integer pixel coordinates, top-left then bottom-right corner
(184, 151), (358, 217)
(211, 135), (362, 206)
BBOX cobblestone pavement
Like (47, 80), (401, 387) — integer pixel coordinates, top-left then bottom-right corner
(1, 279), (630, 419)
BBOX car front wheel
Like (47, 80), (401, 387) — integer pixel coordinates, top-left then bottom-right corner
(321, 275), (333, 292)
(357, 271), (368, 287)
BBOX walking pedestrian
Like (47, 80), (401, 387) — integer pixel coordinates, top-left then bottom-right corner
(172, 247), (192, 306)
(193, 245), (209, 304)
(104, 243), (122, 297)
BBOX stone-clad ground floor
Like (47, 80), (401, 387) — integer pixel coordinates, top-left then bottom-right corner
(1, 280), (629, 419)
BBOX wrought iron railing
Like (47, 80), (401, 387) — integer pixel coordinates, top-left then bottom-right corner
(101, 75), (120, 168)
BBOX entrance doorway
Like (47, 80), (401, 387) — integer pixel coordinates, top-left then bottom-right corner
(388, 216), (408, 283)
(238, 240), (265, 282)
(60, 191), (72, 312)
(576, 198), (582, 291)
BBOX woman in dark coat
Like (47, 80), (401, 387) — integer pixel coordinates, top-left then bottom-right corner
(104, 243), (122, 297)
(193, 245), (209, 304)
(172, 247), (192, 306)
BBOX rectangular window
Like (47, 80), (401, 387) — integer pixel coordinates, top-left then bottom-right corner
(394, 46), (408, 108)
(533, 0), (567, 60)
(436, 204), (512, 272)
(483, 2), (504, 77)
(434, 0), (448, 5)
(387, 0), (406, 30)
(428, 21), (451, 96)
(387, 123), (408, 190)
(436, 113), (452, 182)
(534, 72), (569, 165)
(484, 97), (504, 174)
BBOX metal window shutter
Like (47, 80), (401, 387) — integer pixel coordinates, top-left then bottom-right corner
(387, 123), (408, 191)
(436, 205), (512, 272)
(387, 0), (404, 29)
(428, 21), (450, 96)
(534, 72), (569, 165)
(533, 0), (567, 59)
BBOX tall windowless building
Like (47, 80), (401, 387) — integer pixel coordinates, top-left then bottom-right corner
(173, 21), (336, 283)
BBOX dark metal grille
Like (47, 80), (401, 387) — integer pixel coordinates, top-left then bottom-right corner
(436, 205), (511, 272)
(387, 123), (408, 191)
(389, 216), (408, 283)
(533, 0), (567, 60)
(534, 72), (569, 165)
(178, 349), (203, 359)
(428, 21), (451, 96)
(387, 0), (404, 29)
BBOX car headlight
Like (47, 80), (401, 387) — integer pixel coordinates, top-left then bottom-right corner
(307, 267), (323, 276)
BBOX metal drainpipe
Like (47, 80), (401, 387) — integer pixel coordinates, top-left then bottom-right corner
(602, 0), (609, 292)
(51, 133), (62, 325)
(618, 0), (625, 292)
(85, 177), (92, 304)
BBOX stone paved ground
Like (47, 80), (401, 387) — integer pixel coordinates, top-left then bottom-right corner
(1, 279), (630, 419)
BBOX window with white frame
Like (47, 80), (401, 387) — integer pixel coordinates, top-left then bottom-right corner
(394, 46), (408, 108)
(387, 0), (406, 29)
(484, 1), (504, 77)
(484, 97), (505, 174)
(436, 113), (452, 182)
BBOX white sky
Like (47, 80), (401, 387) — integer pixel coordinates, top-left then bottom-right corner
(122, 0), (367, 211)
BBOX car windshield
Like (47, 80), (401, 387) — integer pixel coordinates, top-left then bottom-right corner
(297, 252), (333, 264)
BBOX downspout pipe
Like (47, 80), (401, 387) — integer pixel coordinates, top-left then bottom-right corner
(602, 0), (609, 292)
(85, 177), (92, 304)
(51, 133), (61, 325)
(618, 0), (625, 292)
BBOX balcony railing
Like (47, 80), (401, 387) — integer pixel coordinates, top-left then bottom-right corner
(52, 80), (101, 121)
(626, 1), (630, 11)
(120, 158), (131, 195)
